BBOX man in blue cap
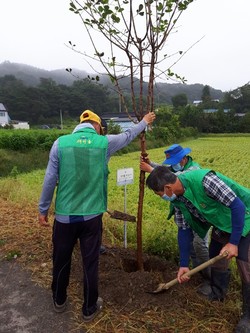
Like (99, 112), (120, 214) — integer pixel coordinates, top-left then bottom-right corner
(162, 143), (199, 172)
(140, 144), (212, 296)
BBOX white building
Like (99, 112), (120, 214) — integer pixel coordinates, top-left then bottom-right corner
(193, 100), (202, 106)
(0, 103), (10, 125)
(0, 103), (30, 129)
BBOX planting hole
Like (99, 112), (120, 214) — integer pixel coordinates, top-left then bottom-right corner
(122, 258), (166, 273)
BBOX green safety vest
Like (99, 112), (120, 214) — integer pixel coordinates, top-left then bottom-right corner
(183, 156), (200, 171)
(169, 156), (201, 217)
(55, 128), (109, 215)
(171, 169), (250, 238)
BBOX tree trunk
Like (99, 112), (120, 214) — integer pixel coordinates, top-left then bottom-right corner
(137, 131), (148, 270)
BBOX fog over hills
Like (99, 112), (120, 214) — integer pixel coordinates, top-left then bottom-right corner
(0, 61), (87, 86)
(0, 61), (224, 102)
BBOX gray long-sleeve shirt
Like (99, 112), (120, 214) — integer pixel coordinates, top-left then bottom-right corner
(39, 120), (148, 223)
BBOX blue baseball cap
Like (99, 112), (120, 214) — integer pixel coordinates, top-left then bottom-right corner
(162, 144), (191, 165)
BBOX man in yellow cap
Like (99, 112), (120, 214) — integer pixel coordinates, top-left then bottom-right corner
(38, 109), (156, 322)
(79, 110), (104, 134)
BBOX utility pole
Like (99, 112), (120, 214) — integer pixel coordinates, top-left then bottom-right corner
(60, 109), (63, 129)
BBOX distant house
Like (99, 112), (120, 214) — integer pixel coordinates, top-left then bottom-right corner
(203, 109), (230, 114)
(203, 108), (218, 114)
(101, 112), (138, 131)
(193, 99), (220, 106)
(0, 103), (11, 125)
(0, 103), (30, 129)
(193, 100), (202, 106)
(234, 113), (245, 117)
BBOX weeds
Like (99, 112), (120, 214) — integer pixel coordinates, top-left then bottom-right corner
(6, 250), (22, 261)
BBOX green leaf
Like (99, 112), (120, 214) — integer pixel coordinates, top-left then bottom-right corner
(98, 5), (104, 12)
(69, 2), (76, 10)
(111, 13), (120, 23)
(95, 52), (105, 57)
(157, 2), (163, 11)
(138, 4), (143, 12)
(108, 74), (115, 83)
(136, 3), (144, 15)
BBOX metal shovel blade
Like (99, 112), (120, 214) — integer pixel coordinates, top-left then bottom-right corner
(107, 209), (136, 222)
(147, 252), (228, 294)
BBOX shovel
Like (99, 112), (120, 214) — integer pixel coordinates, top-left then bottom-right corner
(148, 251), (228, 294)
(106, 209), (136, 222)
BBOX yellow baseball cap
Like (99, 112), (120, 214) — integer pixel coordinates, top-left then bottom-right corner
(79, 110), (103, 134)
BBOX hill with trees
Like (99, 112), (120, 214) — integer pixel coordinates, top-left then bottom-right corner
(0, 61), (223, 103)
(1, 61), (250, 133)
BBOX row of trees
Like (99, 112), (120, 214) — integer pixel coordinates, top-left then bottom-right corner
(1, 75), (250, 132)
(170, 84), (250, 132)
(172, 83), (250, 113)
(176, 105), (250, 133)
(0, 75), (119, 124)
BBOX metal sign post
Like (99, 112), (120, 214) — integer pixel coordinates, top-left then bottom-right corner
(116, 168), (134, 248)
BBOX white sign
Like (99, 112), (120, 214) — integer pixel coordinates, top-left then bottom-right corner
(117, 168), (134, 186)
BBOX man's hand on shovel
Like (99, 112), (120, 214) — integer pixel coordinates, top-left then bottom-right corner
(147, 251), (229, 294)
(220, 242), (238, 259)
(178, 250), (230, 284)
(177, 267), (191, 284)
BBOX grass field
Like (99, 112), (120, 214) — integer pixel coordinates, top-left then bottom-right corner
(1, 135), (249, 333)
(1, 135), (250, 261)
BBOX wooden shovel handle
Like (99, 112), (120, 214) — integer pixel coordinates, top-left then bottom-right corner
(156, 251), (228, 292)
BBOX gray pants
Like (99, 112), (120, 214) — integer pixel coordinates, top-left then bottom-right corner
(210, 228), (250, 284)
(190, 229), (211, 280)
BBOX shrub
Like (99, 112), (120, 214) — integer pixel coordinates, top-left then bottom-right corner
(0, 129), (69, 151)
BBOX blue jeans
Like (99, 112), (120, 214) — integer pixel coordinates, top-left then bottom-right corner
(51, 215), (102, 316)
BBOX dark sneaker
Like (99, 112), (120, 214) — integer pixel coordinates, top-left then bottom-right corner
(83, 297), (103, 322)
(53, 299), (67, 313)
(100, 245), (106, 254)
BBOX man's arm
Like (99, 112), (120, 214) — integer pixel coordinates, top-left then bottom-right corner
(177, 227), (194, 283)
(203, 172), (245, 258)
(140, 161), (154, 173)
(106, 112), (155, 158)
(174, 207), (194, 282)
(140, 161), (171, 173)
(38, 140), (59, 226)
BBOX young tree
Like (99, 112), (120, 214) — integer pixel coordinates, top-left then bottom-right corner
(69, 0), (194, 269)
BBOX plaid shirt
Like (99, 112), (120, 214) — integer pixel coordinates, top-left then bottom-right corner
(174, 172), (236, 229)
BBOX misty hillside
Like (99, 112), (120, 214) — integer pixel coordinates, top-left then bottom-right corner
(0, 61), (224, 102)
(0, 61), (88, 86)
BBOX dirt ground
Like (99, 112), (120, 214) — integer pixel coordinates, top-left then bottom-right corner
(0, 197), (242, 333)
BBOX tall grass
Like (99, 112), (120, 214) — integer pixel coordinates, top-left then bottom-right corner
(0, 149), (49, 177)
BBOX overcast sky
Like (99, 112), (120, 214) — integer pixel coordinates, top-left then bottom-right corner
(0, 0), (249, 92)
